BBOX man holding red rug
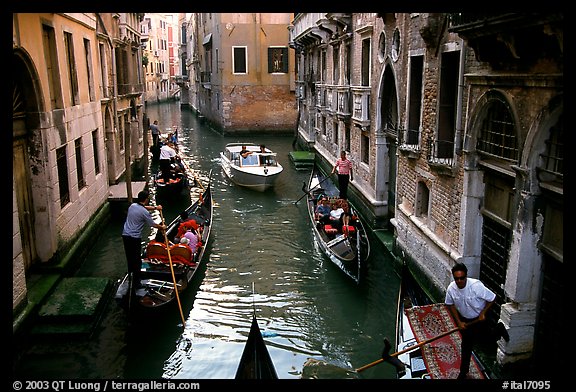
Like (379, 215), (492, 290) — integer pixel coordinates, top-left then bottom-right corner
(445, 263), (510, 379)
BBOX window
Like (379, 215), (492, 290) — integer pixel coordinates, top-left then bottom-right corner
(64, 32), (79, 106)
(268, 47), (288, 73)
(406, 55), (424, 145)
(57, 146), (70, 207)
(92, 130), (100, 175)
(233, 46), (247, 74)
(332, 45), (340, 83)
(415, 181), (430, 218)
(476, 98), (518, 161)
(99, 43), (109, 98)
(332, 120), (339, 144)
(361, 38), (371, 86)
(42, 24), (63, 109)
(436, 50), (460, 159)
(84, 38), (95, 101)
(391, 28), (400, 62)
(75, 138), (85, 190)
(361, 131), (370, 164)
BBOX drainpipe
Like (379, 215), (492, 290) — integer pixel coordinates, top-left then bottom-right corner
(454, 38), (465, 156)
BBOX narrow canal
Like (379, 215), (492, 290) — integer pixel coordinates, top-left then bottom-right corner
(13, 102), (401, 380)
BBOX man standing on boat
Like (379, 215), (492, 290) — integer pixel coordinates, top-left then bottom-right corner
(159, 141), (177, 184)
(122, 190), (166, 292)
(331, 151), (353, 200)
(150, 120), (160, 147)
(445, 263), (510, 379)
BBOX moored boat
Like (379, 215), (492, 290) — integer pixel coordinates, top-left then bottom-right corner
(220, 143), (283, 192)
(305, 165), (370, 284)
(115, 170), (213, 311)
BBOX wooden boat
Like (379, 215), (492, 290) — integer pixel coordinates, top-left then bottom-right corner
(153, 170), (187, 195)
(305, 165), (370, 284)
(393, 266), (489, 379)
(115, 170), (213, 310)
(154, 156), (188, 196)
(220, 143), (283, 192)
(235, 313), (279, 379)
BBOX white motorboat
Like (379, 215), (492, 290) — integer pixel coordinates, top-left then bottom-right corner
(220, 143), (283, 192)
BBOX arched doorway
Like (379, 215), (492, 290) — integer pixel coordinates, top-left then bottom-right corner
(13, 52), (42, 274)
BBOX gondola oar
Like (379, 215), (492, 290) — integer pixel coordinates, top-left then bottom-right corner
(177, 153), (204, 191)
(293, 173), (331, 204)
(355, 318), (481, 373)
(159, 210), (186, 328)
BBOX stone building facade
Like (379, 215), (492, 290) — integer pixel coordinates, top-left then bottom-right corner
(180, 13), (298, 133)
(12, 13), (146, 316)
(290, 12), (563, 374)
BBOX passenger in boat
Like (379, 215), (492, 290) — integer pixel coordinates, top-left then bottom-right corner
(183, 228), (199, 253)
(315, 196), (331, 224)
(168, 131), (178, 152)
(331, 151), (353, 200)
(339, 199), (353, 235)
(445, 263), (510, 379)
(175, 212), (201, 242)
(240, 145), (253, 159)
(328, 199), (345, 232)
(122, 190), (166, 290)
(159, 141), (177, 183)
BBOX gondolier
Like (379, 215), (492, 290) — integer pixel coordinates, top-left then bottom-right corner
(445, 263), (509, 379)
(122, 191), (166, 292)
(331, 151), (353, 200)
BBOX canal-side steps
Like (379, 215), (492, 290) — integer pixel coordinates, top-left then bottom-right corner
(30, 277), (112, 338)
(289, 151), (315, 170)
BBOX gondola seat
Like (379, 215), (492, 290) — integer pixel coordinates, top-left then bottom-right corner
(324, 225), (339, 235)
(342, 225), (356, 234)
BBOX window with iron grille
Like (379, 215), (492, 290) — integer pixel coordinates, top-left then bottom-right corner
(539, 114), (563, 181)
(268, 47), (288, 73)
(476, 98), (518, 161)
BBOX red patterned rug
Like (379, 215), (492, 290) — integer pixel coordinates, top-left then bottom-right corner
(405, 303), (485, 379)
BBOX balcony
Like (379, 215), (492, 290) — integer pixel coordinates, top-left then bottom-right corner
(350, 86), (370, 127)
(427, 138), (456, 175)
(117, 83), (144, 96)
(448, 13), (563, 68)
(398, 128), (421, 159)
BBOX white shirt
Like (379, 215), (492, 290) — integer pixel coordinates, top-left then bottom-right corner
(159, 145), (176, 160)
(445, 277), (496, 319)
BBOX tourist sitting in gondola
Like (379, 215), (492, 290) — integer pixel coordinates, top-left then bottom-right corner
(315, 196), (332, 224)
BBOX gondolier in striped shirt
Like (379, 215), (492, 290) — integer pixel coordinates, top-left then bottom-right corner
(331, 151), (353, 200)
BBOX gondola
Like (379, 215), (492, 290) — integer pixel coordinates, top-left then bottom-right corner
(393, 265), (489, 379)
(235, 313), (279, 379)
(115, 170), (213, 311)
(153, 156), (188, 196)
(305, 165), (370, 284)
(153, 170), (187, 196)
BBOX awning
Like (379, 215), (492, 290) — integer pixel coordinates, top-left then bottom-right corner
(202, 33), (212, 46)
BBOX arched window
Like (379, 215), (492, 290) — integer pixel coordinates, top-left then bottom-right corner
(476, 98), (518, 161)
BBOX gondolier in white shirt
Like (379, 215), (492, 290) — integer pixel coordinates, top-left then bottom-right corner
(445, 263), (509, 379)
(159, 141), (177, 184)
(331, 151), (353, 200)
